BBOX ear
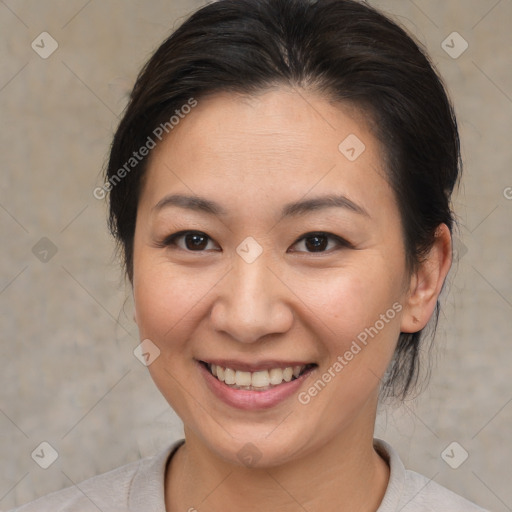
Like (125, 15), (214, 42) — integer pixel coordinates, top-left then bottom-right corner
(401, 224), (452, 333)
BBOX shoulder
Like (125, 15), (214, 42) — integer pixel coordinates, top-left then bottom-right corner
(8, 440), (184, 512)
(10, 460), (141, 512)
(374, 439), (489, 512)
(400, 469), (489, 512)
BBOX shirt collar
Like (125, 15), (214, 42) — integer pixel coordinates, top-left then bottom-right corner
(127, 438), (403, 511)
(128, 438), (185, 512)
(374, 438), (406, 511)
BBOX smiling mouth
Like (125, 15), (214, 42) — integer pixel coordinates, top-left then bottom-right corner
(200, 361), (316, 391)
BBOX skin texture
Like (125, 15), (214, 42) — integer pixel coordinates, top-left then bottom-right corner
(132, 87), (452, 511)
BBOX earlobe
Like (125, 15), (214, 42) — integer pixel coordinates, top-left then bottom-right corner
(400, 224), (453, 333)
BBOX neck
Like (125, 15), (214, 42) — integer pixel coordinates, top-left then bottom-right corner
(166, 406), (389, 511)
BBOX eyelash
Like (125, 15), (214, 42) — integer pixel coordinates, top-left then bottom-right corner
(157, 230), (354, 254)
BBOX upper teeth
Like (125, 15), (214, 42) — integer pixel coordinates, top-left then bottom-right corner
(209, 364), (305, 389)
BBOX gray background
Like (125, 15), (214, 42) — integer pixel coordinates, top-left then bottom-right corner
(0, 0), (510, 510)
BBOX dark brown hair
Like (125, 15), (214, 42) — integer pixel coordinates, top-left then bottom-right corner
(104, 0), (461, 399)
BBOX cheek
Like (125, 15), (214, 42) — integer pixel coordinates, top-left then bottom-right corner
(295, 265), (403, 371)
(133, 257), (212, 344)
(294, 272), (403, 413)
(303, 266), (398, 329)
(132, 259), (210, 405)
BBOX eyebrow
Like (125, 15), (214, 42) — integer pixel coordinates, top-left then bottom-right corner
(281, 194), (369, 218)
(153, 194), (227, 216)
(153, 193), (369, 219)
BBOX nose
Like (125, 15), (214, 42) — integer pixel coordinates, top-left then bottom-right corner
(210, 255), (294, 344)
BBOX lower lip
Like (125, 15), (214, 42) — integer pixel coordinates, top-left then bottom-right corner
(197, 362), (315, 410)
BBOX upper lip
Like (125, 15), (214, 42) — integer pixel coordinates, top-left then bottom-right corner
(198, 359), (315, 372)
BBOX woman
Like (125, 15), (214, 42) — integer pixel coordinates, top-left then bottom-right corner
(12, 0), (489, 510)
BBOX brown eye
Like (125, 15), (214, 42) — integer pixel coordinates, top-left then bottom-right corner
(289, 232), (351, 253)
(184, 233), (209, 250)
(161, 231), (219, 252)
(304, 234), (329, 252)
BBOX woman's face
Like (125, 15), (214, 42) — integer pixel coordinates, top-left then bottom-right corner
(132, 87), (416, 466)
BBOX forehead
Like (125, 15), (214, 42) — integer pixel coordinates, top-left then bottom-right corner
(140, 88), (393, 218)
